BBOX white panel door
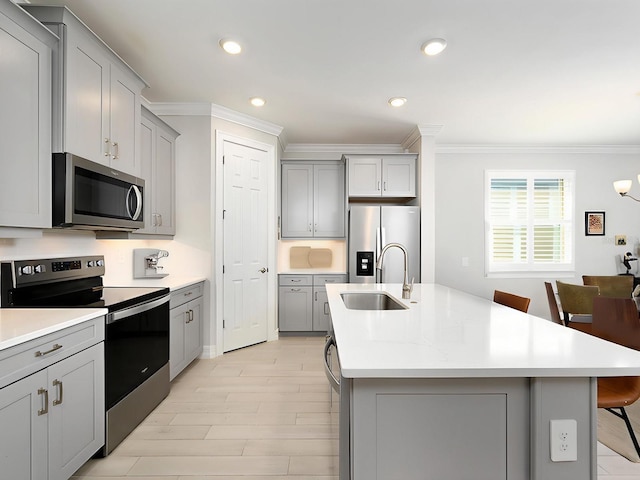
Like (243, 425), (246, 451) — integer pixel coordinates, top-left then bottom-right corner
(223, 141), (269, 352)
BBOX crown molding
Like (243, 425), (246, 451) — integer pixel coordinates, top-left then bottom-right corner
(435, 144), (640, 154)
(401, 125), (444, 150)
(284, 144), (404, 154)
(209, 104), (283, 137)
(146, 102), (213, 116)
(143, 101), (284, 137)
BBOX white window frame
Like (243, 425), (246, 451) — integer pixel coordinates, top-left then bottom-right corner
(485, 170), (575, 277)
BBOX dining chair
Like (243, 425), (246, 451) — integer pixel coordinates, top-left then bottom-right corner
(592, 296), (640, 458)
(544, 282), (565, 326)
(555, 281), (599, 326)
(493, 290), (531, 313)
(582, 275), (634, 298)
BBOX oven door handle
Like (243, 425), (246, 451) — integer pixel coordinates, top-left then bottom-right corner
(323, 336), (340, 393)
(107, 294), (170, 324)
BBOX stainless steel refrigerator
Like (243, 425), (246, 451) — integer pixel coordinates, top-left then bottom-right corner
(348, 205), (421, 284)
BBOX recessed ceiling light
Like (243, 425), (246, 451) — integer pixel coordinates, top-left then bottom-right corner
(219, 39), (242, 55)
(421, 38), (447, 56)
(388, 97), (407, 107)
(250, 97), (266, 107)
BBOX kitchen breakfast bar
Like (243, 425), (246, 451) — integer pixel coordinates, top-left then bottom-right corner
(326, 283), (640, 480)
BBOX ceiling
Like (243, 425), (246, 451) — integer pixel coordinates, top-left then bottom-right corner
(23, 0), (640, 147)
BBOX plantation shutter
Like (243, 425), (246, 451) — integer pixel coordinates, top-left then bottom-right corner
(486, 171), (574, 274)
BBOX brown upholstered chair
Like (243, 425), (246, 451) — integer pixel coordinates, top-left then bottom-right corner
(583, 275), (633, 298)
(544, 282), (565, 326)
(493, 290), (531, 313)
(556, 281), (599, 327)
(592, 296), (640, 457)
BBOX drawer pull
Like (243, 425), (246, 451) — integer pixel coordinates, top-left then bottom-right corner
(291, 279), (302, 283)
(291, 288), (301, 292)
(52, 379), (63, 406)
(184, 291), (193, 297)
(35, 344), (62, 357)
(37, 388), (48, 416)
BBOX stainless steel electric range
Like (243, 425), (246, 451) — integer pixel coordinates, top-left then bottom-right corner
(0, 255), (170, 456)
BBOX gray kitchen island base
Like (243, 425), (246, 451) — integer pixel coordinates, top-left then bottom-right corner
(348, 376), (596, 480)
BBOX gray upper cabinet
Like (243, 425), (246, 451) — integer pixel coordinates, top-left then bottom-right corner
(281, 162), (345, 239)
(137, 107), (179, 236)
(0, 1), (57, 230)
(346, 154), (417, 198)
(23, 5), (147, 176)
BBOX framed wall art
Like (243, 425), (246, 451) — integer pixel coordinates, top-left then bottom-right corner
(585, 211), (605, 236)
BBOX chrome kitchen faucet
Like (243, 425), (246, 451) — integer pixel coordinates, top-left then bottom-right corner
(376, 243), (414, 299)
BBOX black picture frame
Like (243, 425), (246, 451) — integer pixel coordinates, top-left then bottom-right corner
(585, 211), (605, 236)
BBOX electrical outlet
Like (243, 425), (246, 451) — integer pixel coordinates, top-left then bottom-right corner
(550, 419), (577, 462)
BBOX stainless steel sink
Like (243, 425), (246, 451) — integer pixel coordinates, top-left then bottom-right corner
(340, 292), (408, 311)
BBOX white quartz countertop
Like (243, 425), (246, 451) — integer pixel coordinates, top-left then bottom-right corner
(105, 276), (206, 291)
(326, 283), (640, 379)
(0, 308), (108, 351)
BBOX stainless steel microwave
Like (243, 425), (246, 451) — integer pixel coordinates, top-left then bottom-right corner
(52, 153), (144, 231)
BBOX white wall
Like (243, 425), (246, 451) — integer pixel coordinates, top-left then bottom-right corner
(434, 146), (640, 319)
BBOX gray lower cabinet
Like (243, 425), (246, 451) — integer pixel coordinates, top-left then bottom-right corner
(0, 317), (105, 480)
(279, 274), (347, 333)
(169, 282), (204, 381)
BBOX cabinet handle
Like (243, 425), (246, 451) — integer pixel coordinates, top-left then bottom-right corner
(35, 343), (62, 357)
(324, 302), (329, 315)
(158, 214), (163, 226)
(383, 181), (387, 191)
(291, 279), (302, 283)
(37, 388), (48, 416)
(308, 223), (312, 232)
(112, 141), (119, 159)
(185, 311), (191, 324)
(52, 379), (63, 406)
(104, 138), (110, 157)
(315, 292), (318, 301)
(184, 291), (193, 297)
(291, 288), (301, 292)
(189, 309), (194, 322)
(377, 181), (381, 191)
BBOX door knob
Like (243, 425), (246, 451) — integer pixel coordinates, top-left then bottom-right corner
(259, 267), (268, 273)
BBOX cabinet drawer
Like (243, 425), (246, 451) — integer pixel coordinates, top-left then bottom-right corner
(170, 282), (204, 309)
(279, 275), (313, 286)
(314, 274), (348, 286)
(0, 316), (105, 389)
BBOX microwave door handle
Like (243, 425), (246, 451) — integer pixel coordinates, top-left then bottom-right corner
(126, 185), (143, 220)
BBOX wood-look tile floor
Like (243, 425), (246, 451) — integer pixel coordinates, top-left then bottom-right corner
(71, 336), (640, 479)
(72, 336), (338, 479)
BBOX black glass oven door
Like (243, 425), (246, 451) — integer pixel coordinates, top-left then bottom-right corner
(105, 296), (169, 409)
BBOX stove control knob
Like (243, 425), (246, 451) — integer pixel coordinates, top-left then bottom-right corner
(20, 265), (34, 275)
(96, 259), (104, 267)
(34, 264), (46, 274)
(87, 260), (95, 267)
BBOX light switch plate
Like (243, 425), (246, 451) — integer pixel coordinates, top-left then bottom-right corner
(550, 419), (577, 462)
